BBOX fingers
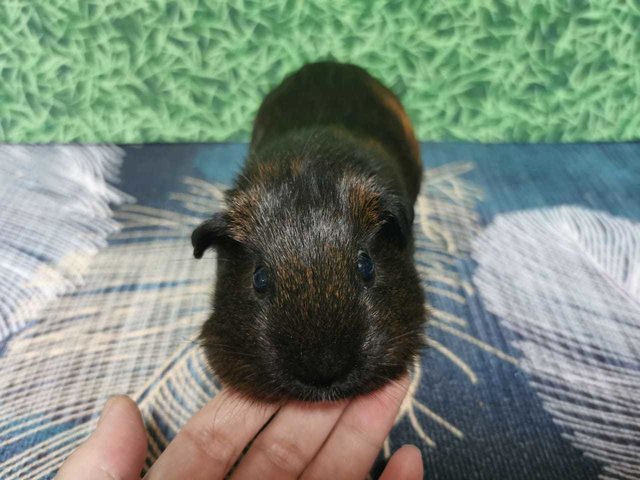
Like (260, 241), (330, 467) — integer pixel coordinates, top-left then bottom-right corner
(55, 382), (419, 480)
(231, 399), (348, 480)
(55, 396), (147, 480)
(301, 376), (410, 480)
(379, 445), (424, 480)
(143, 389), (278, 480)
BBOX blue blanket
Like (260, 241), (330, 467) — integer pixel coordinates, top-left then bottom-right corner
(0, 142), (638, 479)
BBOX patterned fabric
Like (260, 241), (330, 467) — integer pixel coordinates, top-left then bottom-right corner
(0, 142), (639, 479)
(474, 206), (640, 479)
(2, 1), (640, 144)
(0, 146), (129, 340)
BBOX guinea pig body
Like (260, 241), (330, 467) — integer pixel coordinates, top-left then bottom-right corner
(192, 62), (426, 402)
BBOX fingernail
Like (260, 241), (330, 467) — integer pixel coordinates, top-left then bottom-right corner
(404, 444), (423, 458)
(98, 396), (119, 426)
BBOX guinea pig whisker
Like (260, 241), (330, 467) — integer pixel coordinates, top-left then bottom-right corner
(385, 329), (426, 343)
(218, 349), (262, 358)
(200, 341), (236, 350)
(255, 379), (282, 403)
(366, 360), (399, 367)
(199, 341), (262, 358)
(370, 383), (406, 405)
(366, 374), (409, 404)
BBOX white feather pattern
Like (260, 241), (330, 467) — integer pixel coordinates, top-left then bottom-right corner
(472, 206), (640, 480)
(0, 145), (130, 340)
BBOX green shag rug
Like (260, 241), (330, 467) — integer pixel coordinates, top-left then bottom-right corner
(1, 0), (639, 143)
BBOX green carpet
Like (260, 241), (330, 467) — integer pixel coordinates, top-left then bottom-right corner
(1, 0), (639, 143)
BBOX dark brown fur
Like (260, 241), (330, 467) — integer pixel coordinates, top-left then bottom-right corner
(192, 62), (426, 402)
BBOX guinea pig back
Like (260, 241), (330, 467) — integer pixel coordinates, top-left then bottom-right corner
(192, 61), (426, 402)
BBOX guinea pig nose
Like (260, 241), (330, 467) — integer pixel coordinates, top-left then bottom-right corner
(291, 351), (354, 388)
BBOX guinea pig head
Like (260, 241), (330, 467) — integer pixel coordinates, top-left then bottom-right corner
(191, 173), (426, 402)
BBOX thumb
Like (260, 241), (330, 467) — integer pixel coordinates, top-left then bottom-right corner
(379, 444), (424, 480)
(56, 395), (148, 480)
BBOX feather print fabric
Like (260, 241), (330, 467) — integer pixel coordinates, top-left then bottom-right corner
(0, 143), (638, 479)
(473, 206), (640, 480)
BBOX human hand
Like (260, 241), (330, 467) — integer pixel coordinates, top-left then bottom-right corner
(56, 376), (423, 480)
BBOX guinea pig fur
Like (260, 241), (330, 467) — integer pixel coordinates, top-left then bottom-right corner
(192, 61), (427, 402)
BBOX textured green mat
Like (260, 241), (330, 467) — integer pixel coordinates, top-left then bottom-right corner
(1, 0), (640, 143)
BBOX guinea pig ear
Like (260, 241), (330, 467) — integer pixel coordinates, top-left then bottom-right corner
(378, 194), (413, 249)
(191, 212), (231, 259)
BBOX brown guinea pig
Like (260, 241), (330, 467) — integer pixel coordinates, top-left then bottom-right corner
(192, 61), (426, 402)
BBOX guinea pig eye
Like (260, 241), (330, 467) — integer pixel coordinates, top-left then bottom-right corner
(356, 251), (375, 283)
(253, 266), (268, 293)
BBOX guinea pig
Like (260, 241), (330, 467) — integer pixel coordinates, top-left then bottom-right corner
(192, 61), (426, 402)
